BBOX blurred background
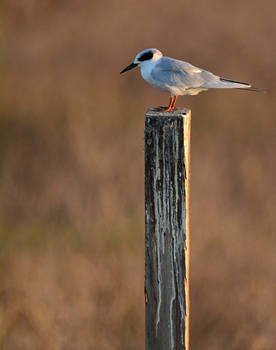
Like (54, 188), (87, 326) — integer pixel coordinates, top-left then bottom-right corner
(0, 0), (275, 349)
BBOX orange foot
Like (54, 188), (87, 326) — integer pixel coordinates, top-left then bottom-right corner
(158, 106), (174, 112)
(157, 96), (178, 112)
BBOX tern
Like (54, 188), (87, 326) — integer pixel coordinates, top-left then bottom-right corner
(120, 48), (264, 111)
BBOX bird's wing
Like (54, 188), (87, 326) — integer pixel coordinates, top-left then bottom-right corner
(151, 57), (219, 89)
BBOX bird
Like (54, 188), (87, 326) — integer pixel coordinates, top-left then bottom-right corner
(120, 48), (265, 111)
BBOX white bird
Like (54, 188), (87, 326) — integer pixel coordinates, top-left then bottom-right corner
(120, 48), (264, 111)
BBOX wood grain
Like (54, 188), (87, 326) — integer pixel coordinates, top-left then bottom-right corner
(145, 108), (191, 350)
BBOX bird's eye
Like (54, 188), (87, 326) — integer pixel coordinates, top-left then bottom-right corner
(138, 51), (153, 61)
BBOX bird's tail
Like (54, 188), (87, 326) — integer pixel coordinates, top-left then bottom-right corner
(235, 86), (267, 92)
(220, 78), (266, 92)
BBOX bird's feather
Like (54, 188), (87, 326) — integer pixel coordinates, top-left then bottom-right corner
(151, 57), (224, 93)
(151, 57), (264, 91)
(220, 78), (266, 92)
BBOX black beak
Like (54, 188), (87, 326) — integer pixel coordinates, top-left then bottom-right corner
(120, 62), (138, 74)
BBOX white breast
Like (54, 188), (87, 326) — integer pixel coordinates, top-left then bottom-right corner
(140, 61), (156, 85)
(140, 60), (171, 93)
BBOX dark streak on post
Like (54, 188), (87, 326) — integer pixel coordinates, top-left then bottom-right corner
(144, 108), (191, 350)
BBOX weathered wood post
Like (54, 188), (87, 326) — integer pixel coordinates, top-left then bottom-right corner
(144, 108), (191, 350)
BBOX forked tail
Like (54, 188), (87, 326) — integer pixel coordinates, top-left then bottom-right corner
(220, 77), (266, 92)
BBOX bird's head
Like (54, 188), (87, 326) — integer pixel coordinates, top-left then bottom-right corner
(120, 48), (163, 74)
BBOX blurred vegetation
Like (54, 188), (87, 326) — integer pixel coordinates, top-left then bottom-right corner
(0, 0), (275, 349)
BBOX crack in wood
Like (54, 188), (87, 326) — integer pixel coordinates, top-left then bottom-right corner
(145, 108), (191, 350)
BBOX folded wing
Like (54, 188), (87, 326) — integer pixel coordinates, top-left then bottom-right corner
(151, 57), (220, 89)
(151, 57), (259, 90)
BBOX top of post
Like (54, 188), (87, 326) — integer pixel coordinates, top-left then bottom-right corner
(146, 107), (190, 118)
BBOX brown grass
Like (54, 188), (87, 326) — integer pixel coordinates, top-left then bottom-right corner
(0, 0), (275, 349)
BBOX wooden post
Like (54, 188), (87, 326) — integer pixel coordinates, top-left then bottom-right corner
(144, 108), (191, 350)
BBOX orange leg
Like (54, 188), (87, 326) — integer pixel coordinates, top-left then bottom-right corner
(158, 96), (177, 112)
(171, 96), (178, 109)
